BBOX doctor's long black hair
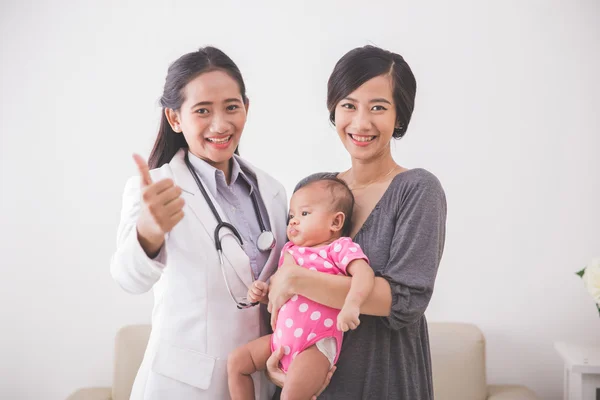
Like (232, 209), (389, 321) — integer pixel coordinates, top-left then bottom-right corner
(148, 46), (246, 169)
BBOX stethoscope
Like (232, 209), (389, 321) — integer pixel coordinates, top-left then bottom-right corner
(184, 151), (276, 309)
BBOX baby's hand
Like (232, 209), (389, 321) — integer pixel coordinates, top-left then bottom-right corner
(248, 280), (269, 303)
(337, 303), (360, 332)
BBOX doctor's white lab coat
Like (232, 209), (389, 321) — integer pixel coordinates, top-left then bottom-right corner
(110, 149), (288, 400)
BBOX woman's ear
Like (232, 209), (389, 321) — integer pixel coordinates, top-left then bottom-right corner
(330, 212), (346, 233)
(165, 108), (182, 133)
(244, 97), (250, 114)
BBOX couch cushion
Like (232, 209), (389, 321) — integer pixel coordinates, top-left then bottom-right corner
(429, 322), (487, 400)
(66, 387), (112, 400)
(488, 384), (539, 400)
(113, 325), (151, 400)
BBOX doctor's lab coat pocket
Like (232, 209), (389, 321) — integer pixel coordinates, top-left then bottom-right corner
(151, 342), (216, 390)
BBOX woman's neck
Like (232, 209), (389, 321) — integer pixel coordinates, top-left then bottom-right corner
(190, 150), (232, 184)
(348, 153), (398, 186)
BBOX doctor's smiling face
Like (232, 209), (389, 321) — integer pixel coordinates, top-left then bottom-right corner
(166, 70), (248, 173)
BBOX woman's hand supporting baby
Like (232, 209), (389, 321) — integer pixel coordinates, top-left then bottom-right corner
(266, 346), (336, 400)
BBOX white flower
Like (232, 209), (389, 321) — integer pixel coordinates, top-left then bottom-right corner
(582, 258), (600, 305)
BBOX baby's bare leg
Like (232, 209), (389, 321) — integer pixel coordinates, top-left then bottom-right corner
(280, 344), (331, 400)
(227, 334), (273, 400)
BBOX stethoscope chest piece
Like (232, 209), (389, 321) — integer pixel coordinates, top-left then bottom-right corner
(257, 231), (276, 252)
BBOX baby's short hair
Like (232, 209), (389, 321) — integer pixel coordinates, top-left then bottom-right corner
(294, 175), (355, 236)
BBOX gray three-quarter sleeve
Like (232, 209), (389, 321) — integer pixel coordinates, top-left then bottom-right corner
(376, 170), (447, 330)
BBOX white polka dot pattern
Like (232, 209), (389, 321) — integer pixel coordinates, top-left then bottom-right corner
(272, 238), (369, 373)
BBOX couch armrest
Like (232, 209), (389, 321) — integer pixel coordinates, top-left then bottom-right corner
(488, 385), (538, 400)
(66, 387), (112, 400)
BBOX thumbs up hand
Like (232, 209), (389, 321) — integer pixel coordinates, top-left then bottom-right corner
(133, 153), (154, 187)
(133, 154), (185, 256)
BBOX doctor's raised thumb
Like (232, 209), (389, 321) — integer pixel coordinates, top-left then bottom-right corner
(132, 153), (153, 187)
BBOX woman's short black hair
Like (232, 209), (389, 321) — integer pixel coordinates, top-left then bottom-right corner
(327, 45), (417, 139)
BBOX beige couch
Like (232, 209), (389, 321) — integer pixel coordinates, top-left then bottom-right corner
(67, 323), (538, 400)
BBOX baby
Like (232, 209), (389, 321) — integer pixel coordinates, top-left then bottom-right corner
(227, 176), (375, 400)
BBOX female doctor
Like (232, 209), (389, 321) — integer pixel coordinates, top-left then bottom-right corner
(110, 47), (288, 399)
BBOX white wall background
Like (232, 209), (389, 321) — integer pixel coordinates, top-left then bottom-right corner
(1, 0), (599, 399)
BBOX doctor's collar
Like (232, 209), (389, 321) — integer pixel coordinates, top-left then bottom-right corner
(186, 153), (254, 198)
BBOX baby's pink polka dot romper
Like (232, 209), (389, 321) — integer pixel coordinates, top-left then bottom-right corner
(270, 237), (369, 372)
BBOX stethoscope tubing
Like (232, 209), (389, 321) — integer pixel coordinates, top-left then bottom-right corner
(183, 151), (266, 309)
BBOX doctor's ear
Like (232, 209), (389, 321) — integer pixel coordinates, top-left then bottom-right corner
(165, 108), (182, 133)
(330, 212), (345, 233)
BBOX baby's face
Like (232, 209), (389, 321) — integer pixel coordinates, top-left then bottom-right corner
(287, 185), (339, 247)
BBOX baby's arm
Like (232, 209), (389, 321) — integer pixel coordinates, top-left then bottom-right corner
(248, 280), (269, 304)
(337, 259), (375, 332)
